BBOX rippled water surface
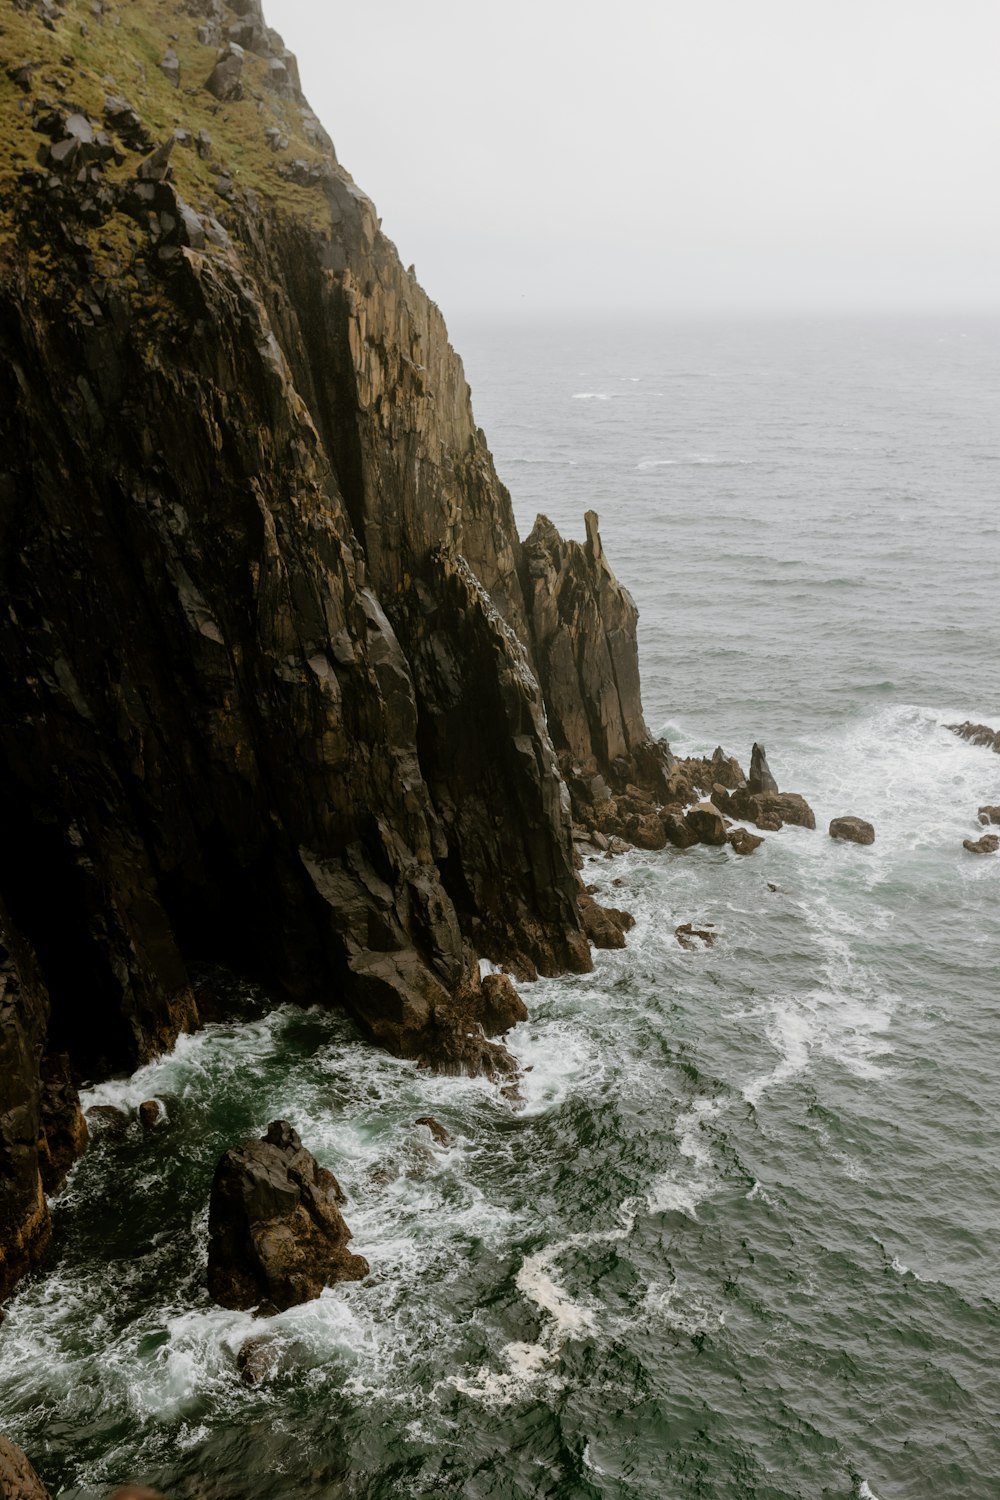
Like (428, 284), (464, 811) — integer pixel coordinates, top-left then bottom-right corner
(2, 316), (998, 1499)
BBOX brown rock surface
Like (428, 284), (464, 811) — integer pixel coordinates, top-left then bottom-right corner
(207, 1120), (368, 1315)
(963, 834), (999, 855)
(0, 1436), (51, 1500)
(978, 806), (1000, 825)
(829, 817), (875, 845)
(578, 893), (636, 950)
(727, 827), (764, 855)
(685, 802), (729, 847)
(949, 721), (1000, 753)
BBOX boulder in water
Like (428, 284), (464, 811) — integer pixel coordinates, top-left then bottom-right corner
(578, 893), (635, 949)
(727, 827), (764, 855)
(829, 816), (875, 845)
(414, 1116), (452, 1147)
(207, 1120), (368, 1315)
(675, 923), (716, 951)
(661, 811), (699, 849)
(138, 1100), (164, 1131)
(963, 834), (999, 855)
(85, 1104), (130, 1138)
(236, 1335), (281, 1388)
(948, 721), (1000, 753)
(978, 806), (1000, 825)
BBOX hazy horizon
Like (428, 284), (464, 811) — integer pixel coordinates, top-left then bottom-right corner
(267, 0), (999, 319)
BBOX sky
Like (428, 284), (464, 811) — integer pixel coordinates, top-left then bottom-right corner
(265, 0), (1000, 318)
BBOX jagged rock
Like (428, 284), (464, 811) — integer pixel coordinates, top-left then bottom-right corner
(979, 806), (1000, 825)
(138, 1099), (163, 1130)
(963, 834), (999, 855)
(685, 801), (728, 846)
(236, 1335), (280, 1387)
(748, 742), (778, 795)
(159, 47), (180, 85)
(136, 138), (173, 182)
(477, 973), (528, 1035)
(414, 1116), (451, 1147)
(727, 827), (764, 855)
(675, 923), (716, 951)
(578, 893), (635, 949)
(949, 721), (1000, 753)
(207, 1120), (368, 1315)
(0, 1435), (52, 1500)
(205, 42), (244, 100)
(829, 817), (875, 845)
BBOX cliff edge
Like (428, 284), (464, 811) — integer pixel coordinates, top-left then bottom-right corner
(0, 0), (672, 1302)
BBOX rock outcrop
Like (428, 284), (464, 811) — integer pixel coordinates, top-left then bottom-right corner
(979, 806), (1000, 826)
(207, 1120), (368, 1314)
(829, 817), (876, 846)
(963, 835), (999, 856)
(0, 0), (687, 1301)
(0, 1435), (51, 1500)
(949, 722), (1000, 753)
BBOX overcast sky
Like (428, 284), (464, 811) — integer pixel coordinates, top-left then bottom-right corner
(266, 0), (999, 317)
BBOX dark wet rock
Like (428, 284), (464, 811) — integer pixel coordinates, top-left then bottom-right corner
(963, 834), (999, 855)
(829, 816), (875, 845)
(236, 1335), (281, 1387)
(414, 1116), (452, 1147)
(979, 806), (1000, 825)
(661, 811), (699, 849)
(138, 1099), (164, 1130)
(578, 893), (635, 950)
(731, 789), (816, 832)
(748, 742), (779, 795)
(205, 42), (244, 100)
(136, 138), (174, 182)
(207, 1120), (369, 1315)
(37, 1053), (88, 1192)
(85, 1105), (130, 1138)
(727, 827), (764, 855)
(948, 721), (1000, 753)
(685, 801), (728, 847)
(477, 973), (528, 1036)
(0, 1435), (52, 1500)
(675, 923), (716, 951)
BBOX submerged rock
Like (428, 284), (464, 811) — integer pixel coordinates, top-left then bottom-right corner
(829, 817), (875, 845)
(414, 1116), (452, 1148)
(236, 1335), (281, 1388)
(963, 834), (999, 855)
(675, 923), (716, 951)
(0, 1435), (51, 1500)
(207, 1120), (368, 1315)
(84, 1105), (130, 1139)
(138, 1099), (164, 1131)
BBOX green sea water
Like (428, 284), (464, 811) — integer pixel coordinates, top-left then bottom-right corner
(1, 315), (998, 1499)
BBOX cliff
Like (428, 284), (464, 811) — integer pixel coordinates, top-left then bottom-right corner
(0, 0), (673, 1303)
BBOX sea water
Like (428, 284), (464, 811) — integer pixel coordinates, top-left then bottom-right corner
(1, 314), (998, 1499)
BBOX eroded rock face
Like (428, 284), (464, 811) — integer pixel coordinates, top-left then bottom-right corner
(0, 1435), (51, 1500)
(830, 817), (875, 845)
(207, 1120), (368, 1314)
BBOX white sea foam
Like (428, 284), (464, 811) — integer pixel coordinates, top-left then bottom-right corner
(859, 1482), (883, 1500)
(571, 392), (611, 400)
(647, 1099), (722, 1218)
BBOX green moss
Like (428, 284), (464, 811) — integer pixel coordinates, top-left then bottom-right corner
(0, 0), (338, 291)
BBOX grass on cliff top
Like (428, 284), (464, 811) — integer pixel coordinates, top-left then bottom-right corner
(0, 0), (340, 282)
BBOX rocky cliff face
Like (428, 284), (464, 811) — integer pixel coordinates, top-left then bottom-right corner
(0, 0), (670, 1303)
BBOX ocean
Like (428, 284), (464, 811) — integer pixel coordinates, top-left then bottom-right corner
(1, 314), (998, 1499)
